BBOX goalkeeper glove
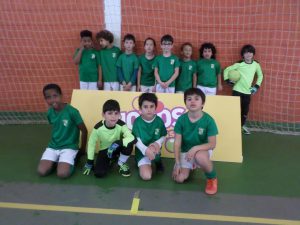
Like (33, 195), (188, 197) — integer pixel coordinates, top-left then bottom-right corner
(225, 79), (235, 86)
(83, 160), (94, 175)
(250, 85), (259, 95)
(107, 142), (120, 158)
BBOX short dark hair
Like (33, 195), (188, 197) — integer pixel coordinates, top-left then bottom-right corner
(80, 30), (92, 38)
(96, 30), (114, 43)
(144, 37), (156, 47)
(138, 93), (158, 108)
(43, 83), (62, 96)
(184, 88), (206, 104)
(123, 33), (136, 43)
(181, 42), (193, 51)
(161, 34), (174, 44)
(102, 99), (120, 113)
(241, 44), (256, 57)
(199, 42), (217, 59)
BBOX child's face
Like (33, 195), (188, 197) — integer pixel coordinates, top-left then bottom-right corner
(203, 48), (212, 59)
(99, 38), (110, 49)
(140, 100), (156, 121)
(185, 94), (204, 112)
(161, 41), (173, 54)
(144, 40), (155, 54)
(44, 89), (62, 110)
(124, 39), (135, 52)
(81, 37), (93, 49)
(243, 52), (254, 62)
(182, 45), (192, 59)
(103, 110), (120, 127)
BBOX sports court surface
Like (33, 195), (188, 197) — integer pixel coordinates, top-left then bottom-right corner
(0, 125), (299, 225)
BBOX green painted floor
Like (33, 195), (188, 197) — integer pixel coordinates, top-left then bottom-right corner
(0, 124), (300, 198)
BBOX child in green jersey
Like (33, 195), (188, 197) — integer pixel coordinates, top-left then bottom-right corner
(173, 88), (218, 195)
(117, 33), (139, 92)
(175, 42), (197, 93)
(83, 99), (136, 177)
(154, 34), (180, 93)
(132, 93), (167, 180)
(137, 37), (157, 93)
(37, 84), (87, 178)
(196, 42), (223, 95)
(73, 30), (101, 90)
(96, 30), (121, 91)
(223, 44), (263, 135)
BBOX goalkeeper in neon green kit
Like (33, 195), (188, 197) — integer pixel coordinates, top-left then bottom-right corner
(83, 99), (136, 177)
(224, 44), (263, 135)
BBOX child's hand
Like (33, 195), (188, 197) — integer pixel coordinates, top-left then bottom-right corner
(172, 163), (181, 179)
(149, 142), (160, 154)
(250, 86), (258, 95)
(145, 147), (156, 160)
(218, 84), (223, 91)
(97, 81), (103, 90)
(83, 160), (94, 175)
(185, 148), (197, 161)
(79, 41), (85, 50)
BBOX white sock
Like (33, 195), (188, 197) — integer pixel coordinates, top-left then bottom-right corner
(118, 153), (129, 166)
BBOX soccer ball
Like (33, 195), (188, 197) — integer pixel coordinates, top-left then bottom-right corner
(228, 70), (241, 82)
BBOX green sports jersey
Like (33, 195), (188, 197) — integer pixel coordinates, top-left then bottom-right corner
(87, 119), (135, 160)
(116, 53), (139, 84)
(132, 116), (167, 162)
(74, 48), (100, 82)
(99, 46), (121, 82)
(139, 54), (156, 86)
(176, 60), (196, 92)
(196, 59), (221, 87)
(153, 54), (180, 87)
(223, 60), (263, 94)
(47, 104), (83, 150)
(174, 112), (218, 153)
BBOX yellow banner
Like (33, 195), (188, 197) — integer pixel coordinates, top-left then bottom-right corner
(71, 90), (243, 163)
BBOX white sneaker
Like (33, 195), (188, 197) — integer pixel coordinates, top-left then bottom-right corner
(242, 126), (251, 135)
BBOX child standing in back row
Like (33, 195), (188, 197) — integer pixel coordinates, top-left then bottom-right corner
(195, 43), (223, 95)
(137, 38), (157, 93)
(154, 34), (180, 93)
(97, 30), (121, 91)
(73, 30), (101, 90)
(117, 34), (139, 92)
(175, 42), (197, 93)
(223, 44), (263, 135)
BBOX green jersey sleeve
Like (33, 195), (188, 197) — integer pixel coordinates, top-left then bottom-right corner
(121, 124), (135, 147)
(255, 62), (263, 86)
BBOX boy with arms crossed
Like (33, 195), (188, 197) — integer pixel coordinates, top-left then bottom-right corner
(223, 44), (263, 135)
(73, 30), (101, 90)
(132, 93), (167, 180)
(172, 88), (218, 195)
(83, 100), (136, 177)
(154, 34), (180, 93)
(117, 33), (139, 92)
(97, 30), (121, 91)
(38, 84), (87, 178)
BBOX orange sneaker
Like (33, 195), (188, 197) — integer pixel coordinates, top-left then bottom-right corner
(205, 178), (218, 195)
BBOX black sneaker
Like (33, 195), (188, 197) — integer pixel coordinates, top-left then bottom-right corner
(155, 160), (164, 172)
(119, 163), (131, 177)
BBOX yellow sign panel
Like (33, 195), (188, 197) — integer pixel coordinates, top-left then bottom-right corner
(71, 90), (243, 163)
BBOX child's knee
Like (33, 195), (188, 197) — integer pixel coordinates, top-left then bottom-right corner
(140, 171), (152, 181)
(37, 168), (48, 177)
(57, 170), (71, 179)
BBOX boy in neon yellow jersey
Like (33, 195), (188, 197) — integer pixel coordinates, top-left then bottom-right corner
(224, 44), (263, 135)
(83, 100), (136, 177)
